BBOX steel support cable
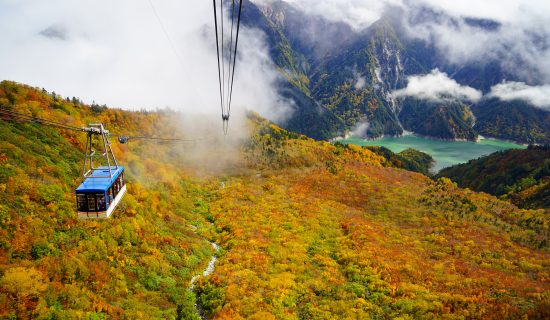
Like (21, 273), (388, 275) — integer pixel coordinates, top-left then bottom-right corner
(222, 117), (229, 135)
(113, 135), (196, 142)
(213, 0), (225, 116)
(111, 134), (216, 143)
(1, 116), (81, 132)
(220, 0), (226, 117)
(0, 108), (216, 144)
(226, 0), (236, 116)
(114, 138), (216, 145)
(147, 0), (189, 77)
(228, 0), (243, 117)
(0, 109), (84, 132)
(0, 108), (79, 129)
(146, 0), (210, 105)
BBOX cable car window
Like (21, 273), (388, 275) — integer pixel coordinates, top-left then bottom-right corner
(108, 188), (114, 203)
(87, 194), (96, 211)
(96, 194), (106, 211)
(77, 194), (87, 211)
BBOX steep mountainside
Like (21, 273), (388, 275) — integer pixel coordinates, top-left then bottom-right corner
(240, 0), (345, 139)
(309, 17), (407, 137)
(245, 0), (550, 144)
(0, 81), (548, 318)
(438, 146), (550, 210)
(399, 98), (477, 140)
(472, 98), (550, 145)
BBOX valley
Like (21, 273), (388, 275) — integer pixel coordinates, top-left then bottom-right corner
(0, 0), (549, 319)
(0, 81), (548, 319)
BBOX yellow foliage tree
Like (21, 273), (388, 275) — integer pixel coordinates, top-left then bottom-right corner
(0, 267), (48, 298)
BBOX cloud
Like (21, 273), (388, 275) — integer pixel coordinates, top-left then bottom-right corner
(254, 1), (550, 84)
(488, 82), (550, 110)
(354, 76), (367, 91)
(349, 121), (370, 137)
(2, 0), (550, 122)
(350, 67), (367, 90)
(39, 25), (68, 41)
(415, 0), (550, 23)
(392, 69), (482, 102)
(403, 1), (550, 83)
(0, 0), (289, 123)
(256, 0), (404, 30)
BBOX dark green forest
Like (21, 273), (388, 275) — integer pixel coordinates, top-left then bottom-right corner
(438, 146), (550, 210)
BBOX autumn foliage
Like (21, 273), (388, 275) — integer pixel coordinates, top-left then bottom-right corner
(0, 81), (217, 318)
(0, 81), (548, 319)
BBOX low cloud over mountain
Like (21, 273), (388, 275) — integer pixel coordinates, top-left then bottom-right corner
(273, 0), (550, 84)
(488, 82), (550, 111)
(392, 69), (482, 102)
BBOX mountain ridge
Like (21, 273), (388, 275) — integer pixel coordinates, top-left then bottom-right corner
(245, 0), (550, 144)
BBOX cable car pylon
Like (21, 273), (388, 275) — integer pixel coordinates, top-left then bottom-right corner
(82, 124), (118, 179)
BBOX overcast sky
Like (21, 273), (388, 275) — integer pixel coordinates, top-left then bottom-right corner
(1, 0), (549, 114)
(0, 0), (287, 120)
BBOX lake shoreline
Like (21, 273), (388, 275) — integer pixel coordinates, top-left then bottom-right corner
(339, 134), (526, 172)
(332, 132), (530, 146)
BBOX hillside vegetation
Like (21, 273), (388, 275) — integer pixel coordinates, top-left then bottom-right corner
(356, 145), (434, 176)
(438, 146), (550, 210)
(0, 81), (548, 319)
(0, 81), (218, 319)
(399, 98), (477, 141)
(471, 99), (550, 145)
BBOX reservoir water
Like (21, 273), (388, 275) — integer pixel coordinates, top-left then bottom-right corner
(340, 135), (526, 172)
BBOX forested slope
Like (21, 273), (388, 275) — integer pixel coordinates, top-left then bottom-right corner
(0, 81), (548, 319)
(438, 146), (550, 210)
(199, 119), (548, 319)
(0, 81), (218, 318)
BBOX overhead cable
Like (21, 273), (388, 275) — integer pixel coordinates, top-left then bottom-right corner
(212, 0), (244, 134)
(0, 107), (215, 144)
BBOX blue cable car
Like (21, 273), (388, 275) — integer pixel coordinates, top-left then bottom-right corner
(75, 166), (126, 219)
(75, 124), (126, 220)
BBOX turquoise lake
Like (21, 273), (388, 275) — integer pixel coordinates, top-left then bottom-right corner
(340, 135), (526, 172)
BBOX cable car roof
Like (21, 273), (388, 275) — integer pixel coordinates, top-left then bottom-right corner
(75, 166), (124, 193)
